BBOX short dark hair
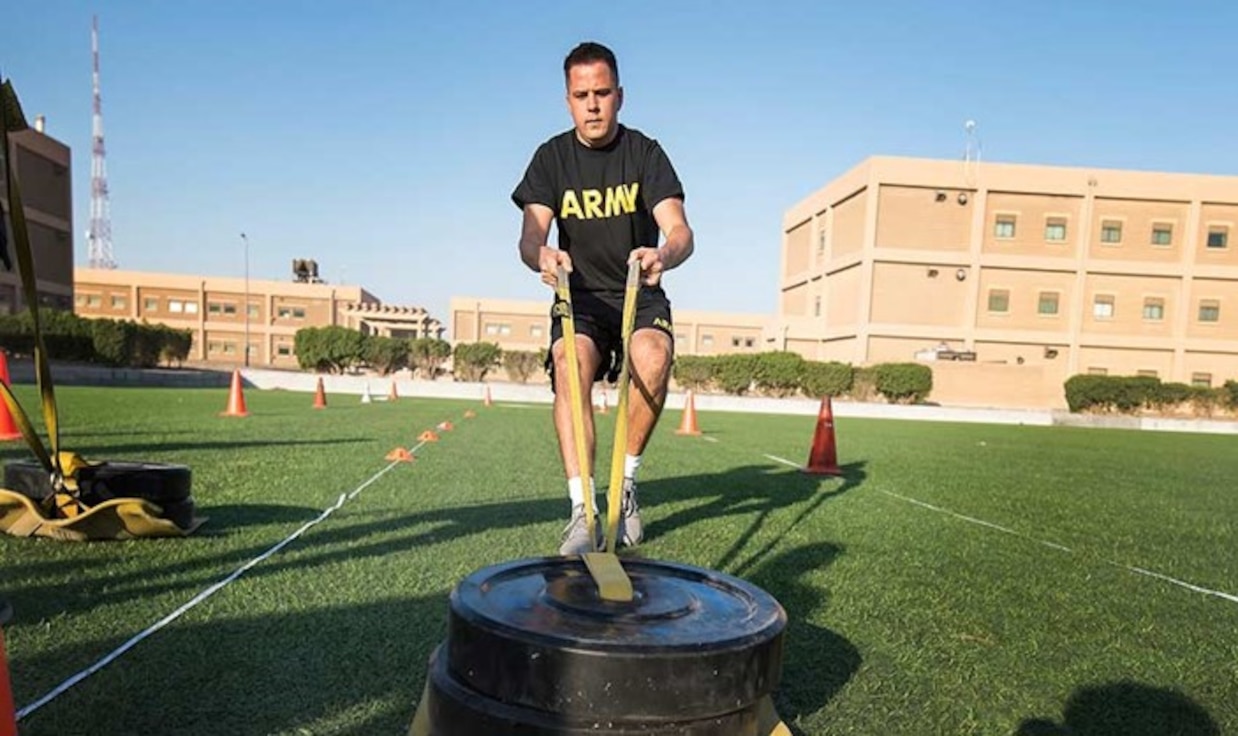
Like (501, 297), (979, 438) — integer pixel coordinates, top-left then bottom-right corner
(563, 42), (619, 85)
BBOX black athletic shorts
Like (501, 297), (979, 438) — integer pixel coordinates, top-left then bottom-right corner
(546, 288), (674, 388)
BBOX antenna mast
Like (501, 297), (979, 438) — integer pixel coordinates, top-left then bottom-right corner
(88, 15), (117, 269)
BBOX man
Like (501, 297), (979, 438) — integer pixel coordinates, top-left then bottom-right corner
(513, 41), (695, 555)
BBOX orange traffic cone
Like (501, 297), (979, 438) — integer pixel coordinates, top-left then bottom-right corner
(313, 376), (327, 409)
(0, 352), (20, 441)
(388, 380), (399, 402)
(483, 385), (493, 407)
(675, 390), (701, 436)
(463, 410), (477, 419)
(1, 601), (17, 736)
(803, 396), (843, 475)
(418, 430), (439, 442)
(385, 447), (415, 463)
(221, 370), (248, 417)
(437, 421), (454, 432)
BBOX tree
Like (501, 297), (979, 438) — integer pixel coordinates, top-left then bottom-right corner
(409, 338), (453, 380)
(452, 342), (502, 382)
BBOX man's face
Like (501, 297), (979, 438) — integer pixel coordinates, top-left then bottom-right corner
(566, 60), (622, 147)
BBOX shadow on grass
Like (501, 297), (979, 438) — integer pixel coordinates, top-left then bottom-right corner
(13, 594), (442, 736)
(2, 497), (565, 623)
(1016, 680), (1220, 735)
(746, 541), (861, 735)
(640, 460), (866, 573)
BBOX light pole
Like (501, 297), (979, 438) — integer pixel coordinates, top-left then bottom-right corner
(240, 232), (250, 367)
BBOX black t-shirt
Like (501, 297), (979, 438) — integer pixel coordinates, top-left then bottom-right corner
(512, 125), (684, 297)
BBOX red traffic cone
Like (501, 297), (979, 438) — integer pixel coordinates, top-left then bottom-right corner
(388, 380), (399, 402)
(803, 396), (842, 475)
(0, 353), (20, 441)
(313, 376), (327, 409)
(483, 385), (493, 407)
(675, 390), (701, 436)
(220, 369), (248, 417)
(1, 602), (17, 736)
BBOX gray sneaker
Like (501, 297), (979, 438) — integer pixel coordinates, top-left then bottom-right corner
(559, 504), (602, 556)
(619, 478), (643, 547)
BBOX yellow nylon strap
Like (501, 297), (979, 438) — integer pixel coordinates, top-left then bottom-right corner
(582, 552), (633, 602)
(1, 79), (61, 480)
(554, 266), (596, 539)
(605, 260), (641, 553)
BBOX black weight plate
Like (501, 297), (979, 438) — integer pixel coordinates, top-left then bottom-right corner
(3, 459), (192, 504)
(446, 557), (785, 721)
(422, 645), (765, 736)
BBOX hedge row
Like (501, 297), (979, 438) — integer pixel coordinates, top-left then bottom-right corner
(672, 352), (932, 404)
(1064, 374), (1238, 415)
(0, 310), (192, 368)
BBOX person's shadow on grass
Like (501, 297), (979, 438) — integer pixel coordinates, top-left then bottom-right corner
(744, 541), (862, 735)
(1016, 680), (1220, 736)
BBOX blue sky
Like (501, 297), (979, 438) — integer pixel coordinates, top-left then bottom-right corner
(6, 1), (1237, 333)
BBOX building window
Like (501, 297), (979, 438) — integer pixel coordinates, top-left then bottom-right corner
(744, 337), (755, 348)
(1100, 220), (1122, 244)
(1198, 300), (1220, 323)
(1037, 292), (1059, 316)
(1151, 224), (1173, 246)
(111, 295), (126, 309)
(83, 294), (102, 307)
(731, 337), (742, 348)
(1143, 297), (1165, 321)
(813, 296), (821, 317)
(994, 215), (1016, 239)
(701, 334), (714, 348)
(247, 304), (259, 318)
(276, 344), (292, 356)
(1136, 370), (1159, 378)
(277, 306), (306, 319)
(530, 325), (544, 338)
(1093, 294), (1115, 319)
(484, 323), (511, 336)
(143, 298), (159, 312)
(987, 289), (1010, 314)
(1191, 372), (1212, 387)
(817, 230), (827, 257)
(1045, 217), (1068, 242)
(1207, 226), (1229, 249)
(1087, 367), (1108, 376)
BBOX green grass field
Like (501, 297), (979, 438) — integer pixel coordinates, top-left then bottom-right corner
(2, 384), (1236, 735)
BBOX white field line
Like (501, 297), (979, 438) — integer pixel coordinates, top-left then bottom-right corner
(760, 448), (1237, 605)
(16, 432), (439, 721)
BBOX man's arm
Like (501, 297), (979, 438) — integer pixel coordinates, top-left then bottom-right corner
(631, 197), (694, 286)
(518, 203), (566, 287)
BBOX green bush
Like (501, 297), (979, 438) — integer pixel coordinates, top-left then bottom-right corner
(713, 354), (758, 395)
(1224, 380), (1238, 410)
(90, 319), (136, 367)
(848, 366), (879, 402)
(294, 326), (365, 374)
(1188, 386), (1222, 417)
(453, 342), (502, 382)
(874, 363), (933, 404)
(753, 351), (805, 397)
(408, 338), (452, 380)
(800, 361), (854, 399)
(672, 355), (713, 392)
(1151, 382), (1193, 411)
(502, 350), (545, 383)
(363, 336), (409, 376)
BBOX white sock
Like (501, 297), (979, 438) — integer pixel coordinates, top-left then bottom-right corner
(623, 454), (641, 480)
(568, 477), (596, 508)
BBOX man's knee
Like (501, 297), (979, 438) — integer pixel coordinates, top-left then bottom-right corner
(629, 330), (673, 380)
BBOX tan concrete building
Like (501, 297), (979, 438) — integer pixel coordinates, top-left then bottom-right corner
(1, 123), (74, 313)
(450, 295), (769, 357)
(74, 267), (443, 368)
(781, 156), (1238, 408)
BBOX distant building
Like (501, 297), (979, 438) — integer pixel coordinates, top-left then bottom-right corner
(779, 156), (1238, 408)
(74, 267), (443, 368)
(0, 122), (74, 313)
(449, 296), (769, 382)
